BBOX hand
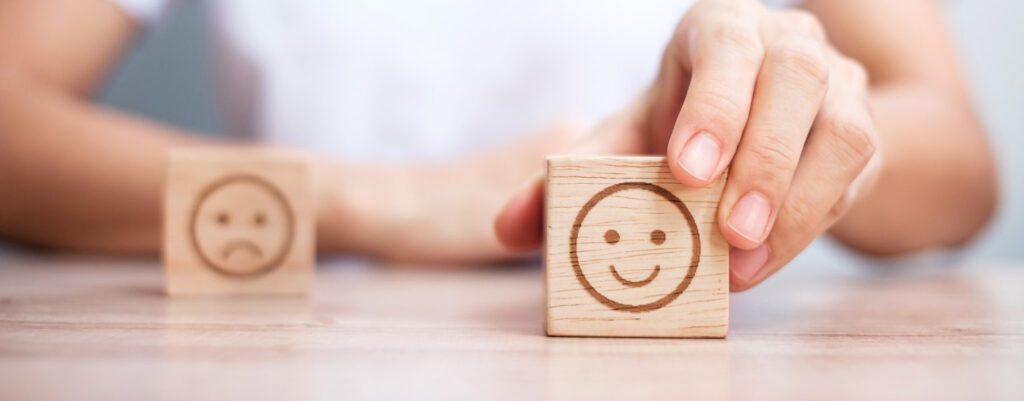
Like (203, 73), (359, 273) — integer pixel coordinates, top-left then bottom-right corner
(317, 121), (589, 264)
(496, 0), (882, 291)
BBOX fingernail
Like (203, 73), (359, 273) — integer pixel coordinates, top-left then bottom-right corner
(731, 245), (771, 281)
(677, 132), (721, 182)
(728, 191), (772, 242)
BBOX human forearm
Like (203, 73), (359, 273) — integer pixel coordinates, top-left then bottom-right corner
(318, 160), (521, 263)
(0, 70), (433, 257)
(318, 127), (587, 263)
(829, 84), (997, 255)
(0, 68), (209, 252)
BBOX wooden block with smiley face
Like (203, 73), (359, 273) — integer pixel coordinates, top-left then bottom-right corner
(545, 156), (728, 338)
(163, 148), (314, 296)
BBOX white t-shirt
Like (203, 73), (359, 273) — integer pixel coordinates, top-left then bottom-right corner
(112, 0), (710, 162)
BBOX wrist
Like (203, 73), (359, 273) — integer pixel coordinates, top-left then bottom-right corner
(314, 160), (371, 254)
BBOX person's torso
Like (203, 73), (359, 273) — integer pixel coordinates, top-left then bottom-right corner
(207, 0), (693, 161)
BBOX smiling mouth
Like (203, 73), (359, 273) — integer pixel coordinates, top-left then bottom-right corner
(221, 240), (263, 260)
(609, 265), (661, 288)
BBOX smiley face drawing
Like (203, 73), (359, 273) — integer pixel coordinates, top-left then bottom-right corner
(189, 175), (295, 278)
(569, 182), (701, 313)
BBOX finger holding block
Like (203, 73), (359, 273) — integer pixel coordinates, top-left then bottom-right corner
(163, 149), (315, 296)
(545, 156), (728, 338)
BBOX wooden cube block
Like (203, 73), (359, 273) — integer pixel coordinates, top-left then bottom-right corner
(545, 156), (728, 338)
(163, 148), (315, 296)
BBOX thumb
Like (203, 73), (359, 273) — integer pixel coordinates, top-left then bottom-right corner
(494, 174), (545, 251)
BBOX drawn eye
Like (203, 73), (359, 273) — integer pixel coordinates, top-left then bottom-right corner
(604, 229), (620, 245)
(253, 212), (266, 226)
(216, 212), (230, 226)
(650, 229), (666, 245)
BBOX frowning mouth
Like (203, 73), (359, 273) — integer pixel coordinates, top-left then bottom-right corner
(221, 240), (263, 260)
(609, 265), (660, 288)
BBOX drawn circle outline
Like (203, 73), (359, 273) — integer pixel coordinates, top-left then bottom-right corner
(189, 174), (295, 278)
(569, 182), (701, 313)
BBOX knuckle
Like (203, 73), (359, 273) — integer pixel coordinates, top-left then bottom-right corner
(700, 19), (765, 62)
(746, 135), (800, 182)
(672, 21), (696, 61)
(780, 10), (826, 41)
(827, 192), (854, 222)
(768, 38), (829, 86)
(693, 89), (747, 126)
(824, 114), (878, 163)
(706, 0), (761, 16)
(844, 57), (870, 88)
(782, 196), (821, 235)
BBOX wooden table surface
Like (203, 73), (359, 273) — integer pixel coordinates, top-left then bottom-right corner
(0, 253), (1021, 401)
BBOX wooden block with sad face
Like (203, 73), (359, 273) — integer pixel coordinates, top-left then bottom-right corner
(163, 149), (314, 296)
(545, 156), (728, 338)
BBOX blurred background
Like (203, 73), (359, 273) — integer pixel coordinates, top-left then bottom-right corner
(97, 0), (1022, 263)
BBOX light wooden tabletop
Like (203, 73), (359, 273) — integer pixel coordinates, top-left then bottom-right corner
(0, 253), (1021, 401)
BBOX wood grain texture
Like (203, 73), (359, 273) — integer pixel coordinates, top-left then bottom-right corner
(163, 148), (314, 296)
(545, 156), (728, 338)
(0, 254), (1022, 401)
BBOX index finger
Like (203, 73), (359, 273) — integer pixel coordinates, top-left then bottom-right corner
(665, 6), (765, 187)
